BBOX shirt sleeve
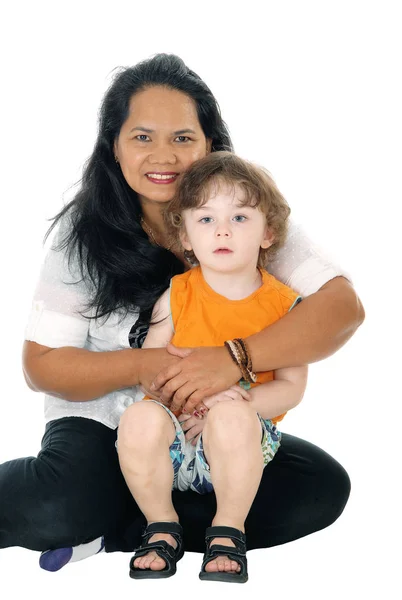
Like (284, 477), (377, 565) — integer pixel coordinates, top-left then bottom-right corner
(24, 216), (90, 348)
(268, 219), (352, 297)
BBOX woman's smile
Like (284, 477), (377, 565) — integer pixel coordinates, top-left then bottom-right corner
(145, 172), (179, 184)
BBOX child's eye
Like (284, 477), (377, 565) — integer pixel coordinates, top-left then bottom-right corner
(233, 215), (247, 222)
(136, 134), (150, 142)
(175, 136), (190, 143)
(199, 217), (213, 224)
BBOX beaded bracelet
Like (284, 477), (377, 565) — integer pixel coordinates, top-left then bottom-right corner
(224, 338), (257, 384)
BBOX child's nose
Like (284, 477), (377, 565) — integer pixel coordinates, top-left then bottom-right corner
(215, 222), (231, 237)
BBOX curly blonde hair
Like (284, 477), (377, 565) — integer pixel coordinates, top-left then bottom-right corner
(164, 151), (290, 267)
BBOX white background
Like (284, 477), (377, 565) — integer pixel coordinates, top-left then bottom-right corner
(0, 1), (400, 598)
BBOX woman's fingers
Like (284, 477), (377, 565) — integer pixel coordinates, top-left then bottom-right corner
(150, 364), (183, 395)
(149, 345), (195, 394)
(168, 382), (207, 415)
(152, 347), (240, 403)
(181, 387), (217, 415)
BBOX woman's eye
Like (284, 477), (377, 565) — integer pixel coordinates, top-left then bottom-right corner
(175, 136), (190, 143)
(200, 217), (213, 224)
(233, 215), (247, 222)
(136, 135), (150, 142)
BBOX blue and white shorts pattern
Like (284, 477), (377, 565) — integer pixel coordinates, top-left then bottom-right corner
(148, 400), (281, 495)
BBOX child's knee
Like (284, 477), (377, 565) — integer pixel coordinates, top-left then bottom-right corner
(206, 399), (260, 438)
(118, 401), (175, 448)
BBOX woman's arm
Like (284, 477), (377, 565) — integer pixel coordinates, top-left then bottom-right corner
(248, 276), (364, 371)
(23, 215), (181, 402)
(23, 341), (180, 402)
(23, 288), (176, 402)
(151, 276), (364, 414)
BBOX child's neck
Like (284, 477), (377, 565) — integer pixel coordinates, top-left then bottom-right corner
(200, 265), (262, 300)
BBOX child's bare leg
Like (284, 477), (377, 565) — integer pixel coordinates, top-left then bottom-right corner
(118, 402), (178, 571)
(202, 400), (264, 574)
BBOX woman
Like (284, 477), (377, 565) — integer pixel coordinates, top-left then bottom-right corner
(0, 54), (364, 572)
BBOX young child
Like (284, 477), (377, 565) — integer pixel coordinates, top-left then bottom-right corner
(117, 151), (308, 583)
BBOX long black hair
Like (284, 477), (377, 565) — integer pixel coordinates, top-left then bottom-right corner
(47, 53), (233, 320)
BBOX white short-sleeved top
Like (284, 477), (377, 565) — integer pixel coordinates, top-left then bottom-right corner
(24, 218), (350, 430)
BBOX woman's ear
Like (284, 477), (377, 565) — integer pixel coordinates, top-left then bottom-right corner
(261, 227), (275, 249)
(206, 138), (212, 154)
(113, 140), (119, 162)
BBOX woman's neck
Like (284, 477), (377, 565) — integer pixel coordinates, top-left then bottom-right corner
(140, 204), (165, 234)
(140, 201), (172, 249)
(200, 265), (262, 300)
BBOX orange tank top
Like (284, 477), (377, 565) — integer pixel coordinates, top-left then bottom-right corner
(170, 266), (301, 424)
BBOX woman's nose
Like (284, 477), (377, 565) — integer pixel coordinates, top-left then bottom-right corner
(149, 144), (177, 164)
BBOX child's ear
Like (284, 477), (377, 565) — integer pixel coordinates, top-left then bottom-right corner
(261, 227), (275, 249)
(179, 229), (192, 251)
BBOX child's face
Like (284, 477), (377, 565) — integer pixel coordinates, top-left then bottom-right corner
(180, 183), (273, 273)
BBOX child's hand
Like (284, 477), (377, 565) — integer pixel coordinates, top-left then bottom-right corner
(178, 412), (205, 446)
(202, 384), (251, 410)
(178, 385), (251, 446)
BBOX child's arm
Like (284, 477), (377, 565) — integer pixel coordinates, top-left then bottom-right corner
(142, 289), (174, 349)
(248, 365), (308, 421)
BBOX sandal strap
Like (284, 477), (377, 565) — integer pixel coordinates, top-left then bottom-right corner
(142, 522), (183, 548)
(207, 544), (246, 558)
(205, 526), (246, 550)
(143, 521), (183, 539)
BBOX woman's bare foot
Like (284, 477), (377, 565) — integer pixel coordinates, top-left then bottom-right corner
(133, 533), (177, 570)
(204, 537), (241, 573)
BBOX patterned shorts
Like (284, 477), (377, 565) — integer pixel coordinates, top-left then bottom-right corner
(147, 400), (281, 495)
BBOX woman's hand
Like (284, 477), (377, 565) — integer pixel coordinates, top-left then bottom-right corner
(150, 343), (242, 415)
(138, 348), (183, 401)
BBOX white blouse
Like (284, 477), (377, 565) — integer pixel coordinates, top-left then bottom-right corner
(24, 218), (350, 430)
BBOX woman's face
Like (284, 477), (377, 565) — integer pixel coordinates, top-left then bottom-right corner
(114, 86), (211, 206)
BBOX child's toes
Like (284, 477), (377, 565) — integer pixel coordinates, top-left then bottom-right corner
(219, 557), (230, 572)
(149, 555), (166, 570)
(205, 558), (218, 572)
(139, 555), (150, 569)
(225, 558), (234, 572)
(230, 559), (240, 572)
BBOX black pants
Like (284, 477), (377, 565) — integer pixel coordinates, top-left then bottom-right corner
(0, 417), (350, 553)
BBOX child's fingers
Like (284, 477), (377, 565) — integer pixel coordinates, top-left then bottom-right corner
(185, 425), (203, 442)
(229, 385), (251, 400)
(177, 412), (191, 424)
(180, 416), (199, 431)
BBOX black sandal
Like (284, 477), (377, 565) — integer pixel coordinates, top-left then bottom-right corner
(199, 526), (248, 583)
(129, 521), (184, 579)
